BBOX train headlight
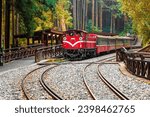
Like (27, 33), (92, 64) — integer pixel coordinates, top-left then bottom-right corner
(63, 37), (67, 41)
(79, 37), (83, 41)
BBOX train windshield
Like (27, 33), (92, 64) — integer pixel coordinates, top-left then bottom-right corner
(65, 30), (84, 37)
(65, 31), (75, 36)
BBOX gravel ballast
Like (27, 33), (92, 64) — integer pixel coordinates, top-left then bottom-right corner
(1, 52), (149, 100)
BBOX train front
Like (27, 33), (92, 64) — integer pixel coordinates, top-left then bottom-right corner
(62, 30), (86, 58)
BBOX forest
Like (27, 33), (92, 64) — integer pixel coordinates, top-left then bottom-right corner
(0, 0), (149, 49)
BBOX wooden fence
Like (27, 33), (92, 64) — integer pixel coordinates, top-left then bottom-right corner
(0, 44), (43, 63)
(0, 44), (63, 65)
(35, 44), (62, 63)
(116, 49), (150, 79)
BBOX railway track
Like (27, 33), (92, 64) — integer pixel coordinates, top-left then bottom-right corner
(83, 56), (129, 100)
(97, 64), (129, 100)
(21, 64), (63, 100)
(21, 53), (129, 100)
(40, 66), (63, 100)
(39, 61), (91, 100)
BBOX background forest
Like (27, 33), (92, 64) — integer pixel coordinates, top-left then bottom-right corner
(0, 0), (149, 49)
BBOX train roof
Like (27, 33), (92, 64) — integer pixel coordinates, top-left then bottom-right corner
(97, 35), (135, 40)
(64, 29), (87, 33)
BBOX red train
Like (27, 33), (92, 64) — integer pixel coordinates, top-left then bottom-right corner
(62, 30), (135, 59)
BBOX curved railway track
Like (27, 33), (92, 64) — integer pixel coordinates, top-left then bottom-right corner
(40, 61), (85, 100)
(21, 64), (63, 100)
(83, 56), (129, 100)
(40, 66), (63, 100)
(21, 53), (129, 100)
(97, 64), (129, 100)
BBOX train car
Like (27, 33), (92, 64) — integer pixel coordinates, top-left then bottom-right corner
(62, 30), (97, 58)
(62, 29), (135, 59)
(96, 35), (133, 55)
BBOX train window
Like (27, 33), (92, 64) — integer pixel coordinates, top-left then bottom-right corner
(76, 31), (83, 37)
(65, 31), (75, 36)
(96, 38), (108, 45)
(80, 32), (84, 37)
(109, 39), (115, 45)
(69, 32), (74, 36)
(76, 31), (79, 36)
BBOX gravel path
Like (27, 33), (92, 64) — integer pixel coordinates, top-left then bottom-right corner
(0, 57), (35, 73)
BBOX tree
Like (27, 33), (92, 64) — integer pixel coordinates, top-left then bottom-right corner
(55, 0), (73, 31)
(34, 1), (55, 31)
(15, 0), (57, 35)
(117, 0), (150, 45)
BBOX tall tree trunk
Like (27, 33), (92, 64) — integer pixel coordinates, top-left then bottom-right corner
(73, 0), (76, 29)
(61, 16), (66, 31)
(77, 0), (80, 29)
(15, 13), (19, 47)
(110, 13), (113, 33)
(15, 14), (19, 35)
(12, 0), (15, 47)
(82, 0), (85, 30)
(85, 0), (88, 29)
(0, 0), (2, 48)
(95, 0), (98, 28)
(92, 0), (94, 27)
(79, 0), (82, 29)
(5, 0), (10, 49)
(113, 16), (115, 33)
(99, 4), (103, 31)
(110, 12), (116, 33)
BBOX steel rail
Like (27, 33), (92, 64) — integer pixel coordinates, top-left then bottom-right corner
(22, 64), (63, 100)
(21, 65), (47, 100)
(40, 65), (63, 100)
(83, 56), (116, 100)
(97, 64), (129, 100)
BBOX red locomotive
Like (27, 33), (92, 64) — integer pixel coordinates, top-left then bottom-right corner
(62, 29), (135, 59)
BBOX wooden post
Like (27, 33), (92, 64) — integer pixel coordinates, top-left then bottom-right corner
(51, 33), (53, 46)
(56, 35), (59, 45)
(32, 37), (35, 44)
(41, 31), (44, 45)
(27, 37), (29, 45)
(46, 34), (48, 46)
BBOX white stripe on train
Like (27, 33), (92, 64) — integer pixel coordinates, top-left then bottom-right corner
(63, 41), (96, 47)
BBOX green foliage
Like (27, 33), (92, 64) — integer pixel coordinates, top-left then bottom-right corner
(15, 0), (37, 36)
(117, 0), (150, 45)
(109, 1), (123, 18)
(15, 0), (57, 36)
(38, 0), (56, 10)
(55, 0), (73, 31)
(86, 20), (93, 32)
(86, 20), (101, 33)
(119, 20), (134, 36)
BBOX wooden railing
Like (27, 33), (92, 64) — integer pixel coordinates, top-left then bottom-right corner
(138, 44), (150, 52)
(2, 44), (43, 63)
(35, 44), (62, 62)
(116, 49), (150, 79)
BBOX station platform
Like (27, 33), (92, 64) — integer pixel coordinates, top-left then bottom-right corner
(0, 57), (35, 73)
